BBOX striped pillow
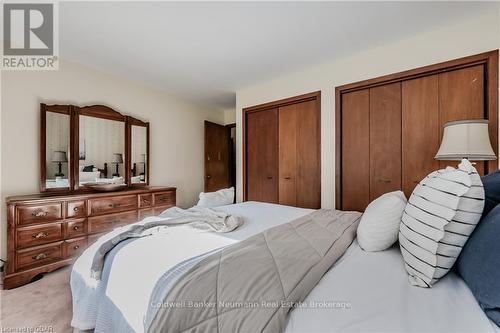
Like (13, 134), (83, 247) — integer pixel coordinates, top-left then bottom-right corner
(399, 159), (484, 288)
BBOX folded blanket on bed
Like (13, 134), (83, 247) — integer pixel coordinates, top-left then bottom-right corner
(90, 206), (243, 279)
(147, 209), (361, 333)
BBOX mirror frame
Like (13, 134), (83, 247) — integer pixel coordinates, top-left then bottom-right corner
(40, 104), (74, 193)
(40, 103), (150, 193)
(126, 116), (150, 187)
(73, 105), (127, 192)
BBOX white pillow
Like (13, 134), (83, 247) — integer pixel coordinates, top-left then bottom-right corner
(79, 170), (100, 182)
(197, 187), (235, 208)
(399, 159), (484, 288)
(357, 191), (407, 252)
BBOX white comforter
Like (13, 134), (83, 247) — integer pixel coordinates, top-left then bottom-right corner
(71, 202), (497, 333)
(71, 202), (313, 332)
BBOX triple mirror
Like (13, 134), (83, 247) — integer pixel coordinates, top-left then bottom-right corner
(41, 104), (150, 192)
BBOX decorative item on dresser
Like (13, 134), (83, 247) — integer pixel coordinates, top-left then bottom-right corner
(4, 186), (176, 289)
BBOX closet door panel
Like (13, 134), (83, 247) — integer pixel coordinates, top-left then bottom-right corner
(246, 109), (279, 203)
(296, 99), (321, 209)
(369, 82), (402, 201)
(341, 90), (370, 211)
(278, 104), (298, 207)
(439, 65), (485, 173)
(402, 75), (440, 198)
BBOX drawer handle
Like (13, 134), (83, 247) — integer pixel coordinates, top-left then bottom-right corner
(32, 232), (49, 239)
(377, 178), (391, 184)
(142, 199), (150, 204)
(73, 245), (80, 250)
(32, 253), (48, 260)
(32, 211), (48, 218)
(73, 226), (79, 231)
(73, 207), (79, 212)
(284, 177), (291, 180)
(267, 176), (273, 180)
(108, 203), (121, 208)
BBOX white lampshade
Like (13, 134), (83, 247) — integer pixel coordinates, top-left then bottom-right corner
(51, 150), (67, 163)
(435, 119), (496, 161)
(112, 153), (123, 164)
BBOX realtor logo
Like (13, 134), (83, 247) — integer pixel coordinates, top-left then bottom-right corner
(2, 2), (58, 70)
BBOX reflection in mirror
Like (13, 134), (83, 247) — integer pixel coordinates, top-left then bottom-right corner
(46, 112), (70, 189)
(131, 125), (147, 184)
(79, 115), (125, 187)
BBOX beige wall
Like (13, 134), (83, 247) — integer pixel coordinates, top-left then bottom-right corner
(0, 60), (224, 260)
(236, 10), (500, 208)
(224, 108), (236, 125)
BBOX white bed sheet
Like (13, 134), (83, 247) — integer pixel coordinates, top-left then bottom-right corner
(71, 201), (495, 333)
(285, 239), (494, 333)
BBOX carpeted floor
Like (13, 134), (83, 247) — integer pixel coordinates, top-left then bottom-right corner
(1, 267), (74, 333)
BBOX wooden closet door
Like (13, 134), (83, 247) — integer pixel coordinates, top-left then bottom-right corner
(246, 109), (279, 203)
(402, 75), (440, 198)
(278, 104), (298, 207)
(369, 83), (402, 201)
(439, 65), (486, 174)
(296, 99), (321, 208)
(279, 99), (320, 209)
(341, 90), (370, 211)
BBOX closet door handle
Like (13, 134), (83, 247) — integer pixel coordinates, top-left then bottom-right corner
(377, 177), (391, 184)
(205, 175), (211, 179)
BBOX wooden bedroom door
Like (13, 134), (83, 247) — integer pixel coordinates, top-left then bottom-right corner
(204, 121), (230, 192)
(279, 99), (321, 209)
(245, 109), (279, 203)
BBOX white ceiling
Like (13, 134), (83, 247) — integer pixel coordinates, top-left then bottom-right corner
(60, 1), (495, 110)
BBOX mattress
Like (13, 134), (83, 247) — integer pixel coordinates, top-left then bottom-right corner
(71, 201), (495, 332)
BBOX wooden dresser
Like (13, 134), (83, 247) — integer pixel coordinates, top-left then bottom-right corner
(4, 186), (176, 289)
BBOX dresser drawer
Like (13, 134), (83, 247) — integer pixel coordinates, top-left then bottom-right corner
(89, 195), (137, 216)
(139, 194), (152, 208)
(67, 200), (86, 218)
(88, 210), (138, 234)
(16, 223), (63, 249)
(153, 192), (175, 207)
(138, 208), (154, 220)
(65, 237), (87, 258)
(16, 242), (63, 271)
(67, 218), (86, 238)
(16, 203), (62, 225)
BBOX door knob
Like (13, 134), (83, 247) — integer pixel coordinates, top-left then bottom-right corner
(206, 175), (211, 179)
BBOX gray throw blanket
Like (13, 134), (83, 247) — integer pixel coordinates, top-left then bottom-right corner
(148, 209), (361, 333)
(90, 206), (243, 279)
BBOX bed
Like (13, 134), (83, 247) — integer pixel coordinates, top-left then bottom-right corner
(71, 201), (497, 332)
